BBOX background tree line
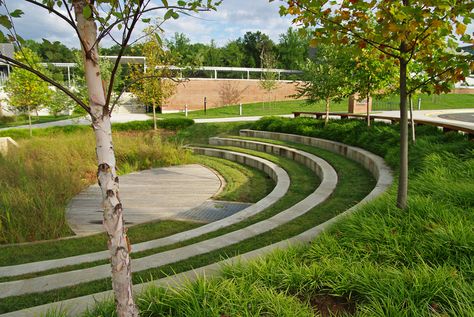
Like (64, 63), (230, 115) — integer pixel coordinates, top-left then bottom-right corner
(20, 28), (310, 70)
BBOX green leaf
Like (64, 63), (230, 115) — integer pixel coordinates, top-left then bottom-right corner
(155, 33), (163, 46)
(171, 11), (179, 19)
(142, 18), (151, 23)
(83, 5), (92, 19)
(164, 9), (174, 20)
(0, 15), (12, 29)
(10, 9), (24, 18)
(177, 0), (187, 6)
(161, 0), (169, 7)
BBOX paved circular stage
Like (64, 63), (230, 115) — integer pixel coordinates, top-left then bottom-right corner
(66, 164), (224, 235)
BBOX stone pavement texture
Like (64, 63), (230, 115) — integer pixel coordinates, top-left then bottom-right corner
(0, 148), (289, 278)
(0, 141), (336, 299)
(0, 132), (393, 317)
(437, 112), (474, 123)
(67, 164), (222, 235)
(176, 200), (252, 222)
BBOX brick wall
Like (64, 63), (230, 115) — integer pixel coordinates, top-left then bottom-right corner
(162, 78), (302, 112)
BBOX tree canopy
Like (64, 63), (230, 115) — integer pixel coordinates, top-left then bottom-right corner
(280, 0), (474, 209)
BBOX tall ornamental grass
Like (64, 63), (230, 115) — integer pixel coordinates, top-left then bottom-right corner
(0, 131), (191, 244)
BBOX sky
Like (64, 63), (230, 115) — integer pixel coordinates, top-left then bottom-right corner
(2, 1), (473, 49)
(4, 0), (295, 48)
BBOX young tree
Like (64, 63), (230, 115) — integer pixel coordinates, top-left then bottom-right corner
(352, 46), (398, 126)
(281, 0), (474, 209)
(259, 49), (279, 108)
(296, 44), (353, 125)
(0, 1), (220, 316)
(129, 28), (176, 130)
(4, 48), (51, 136)
(48, 88), (75, 116)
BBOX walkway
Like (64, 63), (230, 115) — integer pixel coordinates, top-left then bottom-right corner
(67, 164), (222, 235)
(376, 109), (474, 129)
(2, 109), (473, 131)
(0, 113), (151, 131)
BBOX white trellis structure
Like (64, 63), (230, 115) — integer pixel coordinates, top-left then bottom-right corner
(1, 55), (302, 86)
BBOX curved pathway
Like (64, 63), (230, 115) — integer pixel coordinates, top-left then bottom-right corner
(67, 164), (222, 235)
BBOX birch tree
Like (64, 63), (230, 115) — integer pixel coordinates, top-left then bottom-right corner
(0, 1), (220, 316)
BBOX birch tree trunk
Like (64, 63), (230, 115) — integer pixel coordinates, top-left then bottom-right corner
(28, 105), (32, 137)
(152, 100), (157, 131)
(72, 1), (138, 316)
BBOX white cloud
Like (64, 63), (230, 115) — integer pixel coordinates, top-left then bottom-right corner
(0, 0), (293, 49)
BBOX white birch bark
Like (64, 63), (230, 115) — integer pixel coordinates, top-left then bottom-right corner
(72, 1), (138, 316)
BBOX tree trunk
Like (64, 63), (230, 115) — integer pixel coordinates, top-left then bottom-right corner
(28, 105), (32, 137)
(72, 1), (138, 316)
(152, 100), (157, 131)
(397, 58), (409, 209)
(366, 92), (371, 127)
(409, 94), (415, 143)
(325, 97), (330, 126)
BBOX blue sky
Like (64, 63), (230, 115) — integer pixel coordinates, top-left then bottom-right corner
(3, 0), (473, 49)
(6, 0), (294, 48)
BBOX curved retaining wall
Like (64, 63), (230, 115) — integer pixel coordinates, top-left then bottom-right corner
(0, 142), (336, 300)
(239, 129), (391, 183)
(0, 150), (289, 278)
(0, 135), (391, 317)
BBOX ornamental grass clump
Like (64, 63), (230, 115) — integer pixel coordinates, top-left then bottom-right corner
(0, 131), (191, 244)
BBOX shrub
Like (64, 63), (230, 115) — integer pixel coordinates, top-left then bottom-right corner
(0, 116), (16, 125)
(112, 118), (194, 132)
(157, 118), (194, 130)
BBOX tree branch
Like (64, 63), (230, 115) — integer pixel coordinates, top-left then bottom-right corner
(0, 54), (90, 113)
(407, 66), (455, 95)
(109, 73), (186, 113)
(299, 4), (401, 59)
(105, 1), (144, 108)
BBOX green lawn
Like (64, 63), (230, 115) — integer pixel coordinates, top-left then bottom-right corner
(157, 93), (474, 119)
(0, 114), (82, 129)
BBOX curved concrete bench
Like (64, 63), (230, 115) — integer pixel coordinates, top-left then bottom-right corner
(0, 142), (337, 299)
(239, 129), (392, 183)
(0, 150), (289, 278)
(1, 135), (391, 317)
(235, 129), (392, 239)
